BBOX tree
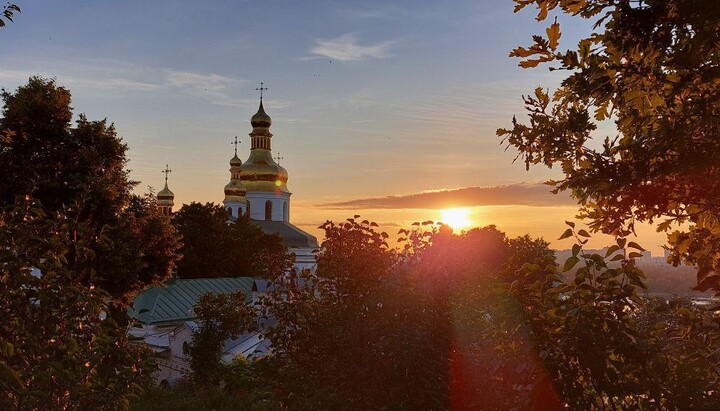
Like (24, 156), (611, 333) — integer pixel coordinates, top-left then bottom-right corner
(96, 193), (181, 305)
(0, 77), (133, 224)
(0, 199), (155, 410)
(497, 0), (720, 293)
(254, 219), (520, 409)
(483, 224), (720, 409)
(0, 77), (181, 302)
(0, 3), (20, 27)
(0, 78), (181, 408)
(184, 291), (258, 386)
(172, 202), (292, 280)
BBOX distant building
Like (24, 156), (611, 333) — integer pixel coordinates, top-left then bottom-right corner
(158, 95), (319, 272)
(223, 99), (319, 272)
(129, 278), (270, 384)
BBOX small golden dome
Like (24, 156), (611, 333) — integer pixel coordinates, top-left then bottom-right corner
(251, 101), (271, 128)
(230, 154), (243, 166)
(157, 184), (174, 206)
(224, 180), (247, 199)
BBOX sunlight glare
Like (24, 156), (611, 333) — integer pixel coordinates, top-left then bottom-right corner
(439, 208), (472, 230)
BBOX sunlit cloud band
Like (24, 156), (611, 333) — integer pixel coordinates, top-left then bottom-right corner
(318, 182), (576, 210)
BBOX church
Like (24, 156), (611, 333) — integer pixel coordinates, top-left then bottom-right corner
(157, 92), (319, 272)
(131, 92), (319, 384)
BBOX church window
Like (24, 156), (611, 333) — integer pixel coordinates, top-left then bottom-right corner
(265, 201), (272, 221)
(283, 202), (288, 221)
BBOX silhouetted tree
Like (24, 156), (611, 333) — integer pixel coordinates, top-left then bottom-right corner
(172, 202), (292, 279)
(498, 0), (720, 293)
(0, 77), (181, 302)
(0, 3), (20, 27)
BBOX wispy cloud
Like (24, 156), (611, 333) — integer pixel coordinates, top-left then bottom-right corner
(0, 68), (158, 92)
(309, 33), (393, 62)
(166, 70), (239, 92)
(318, 182), (576, 210)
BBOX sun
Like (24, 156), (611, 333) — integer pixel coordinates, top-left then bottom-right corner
(439, 208), (472, 230)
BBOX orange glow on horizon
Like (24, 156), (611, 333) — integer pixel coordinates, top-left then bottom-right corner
(439, 208), (473, 231)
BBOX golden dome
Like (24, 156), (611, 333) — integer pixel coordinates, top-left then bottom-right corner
(225, 154), (247, 202)
(240, 150), (289, 193)
(157, 184), (174, 206)
(241, 101), (290, 194)
(230, 154), (243, 166)
(224, 180), (247, 200)
(250, 101), (271, 128)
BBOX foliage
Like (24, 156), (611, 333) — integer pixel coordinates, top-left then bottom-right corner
(0, 77), (181, 302)
(0, 199), (155, 410)
(484, 224), (720, 409)
(132, 379), (282, 411)
(0, 77), (133, 225)
(247, 218), (523, 409)
(0, 78), (181, 409)
(184, 291), (258, 386)
(172, 202), (291, 280)
(0, 3), (19, 27)
(497, 0), (720, 293)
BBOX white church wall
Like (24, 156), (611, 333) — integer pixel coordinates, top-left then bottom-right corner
(247, 192), (291, 222)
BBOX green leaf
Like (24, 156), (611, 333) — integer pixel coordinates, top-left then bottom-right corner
(559, 228), (573, 240)
(572, 243), (581, 257)
(563, 256), (580, 272)
(605, 245), (620, 257)
(577, 229), (591, 238)
(0, 361), (25, 389)
(627, 241), (645, 251)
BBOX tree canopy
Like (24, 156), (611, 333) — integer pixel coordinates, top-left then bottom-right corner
(497, 0), (720, 293)
(172, 202), (292, 280)
(0, 77), (181, 302)
(0, 78), (182, 409)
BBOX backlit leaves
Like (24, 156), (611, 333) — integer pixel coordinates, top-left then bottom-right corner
(501, 0), (720, 293)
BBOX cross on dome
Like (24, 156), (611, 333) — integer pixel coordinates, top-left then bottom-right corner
(274, 152), (284, 165)
(231, 136), (240, 156)
(162, 164), (172, 185)
(255, 82), (268, 102)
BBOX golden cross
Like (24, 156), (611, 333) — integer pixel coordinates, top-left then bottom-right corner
(274, 151), (284, 165)
(255, 82), (268, 101)
(162, 164), (172, 185)
(231, 136), (240, 156)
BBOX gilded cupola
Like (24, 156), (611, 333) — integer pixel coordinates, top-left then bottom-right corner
(224, 153), (247, 202)
(240, 101), (290, 194)
(157, 164), (175, 216)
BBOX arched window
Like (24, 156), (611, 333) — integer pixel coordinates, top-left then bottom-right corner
(265, 200), (272, 221)
(283, 202), (288, 221)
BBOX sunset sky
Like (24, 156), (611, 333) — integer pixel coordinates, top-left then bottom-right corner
(0, 0), (667, 253)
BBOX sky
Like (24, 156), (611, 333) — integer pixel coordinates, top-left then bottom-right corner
(0, 0), (668, 253)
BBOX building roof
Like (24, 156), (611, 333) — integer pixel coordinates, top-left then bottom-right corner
(131, 277), (256, 325)
(252, 219), (319, 249)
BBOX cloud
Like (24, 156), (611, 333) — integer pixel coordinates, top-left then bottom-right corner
(309, 33), (392, 62)
(0, 68), (157, 92)
(166, 70), (238, 92)
(318, 182), (576, 210)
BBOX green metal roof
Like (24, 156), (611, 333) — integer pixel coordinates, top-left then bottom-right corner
(131, 277), (256, 325)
